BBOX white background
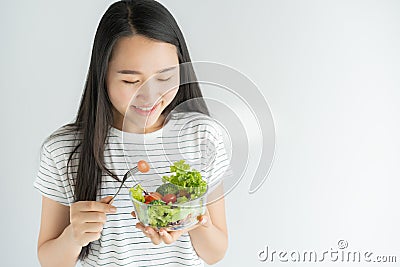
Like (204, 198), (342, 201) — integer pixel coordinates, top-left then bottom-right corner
(1, 0), (399, 266)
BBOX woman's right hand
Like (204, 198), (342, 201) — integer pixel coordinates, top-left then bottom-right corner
(69, 196), (117, 247)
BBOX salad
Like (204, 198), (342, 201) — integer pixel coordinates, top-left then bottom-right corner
(130, 160), (207, 229)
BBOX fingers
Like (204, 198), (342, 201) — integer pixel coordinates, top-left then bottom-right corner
(133, 212), (211, 245)
(145, 226), (162, 245)
(197, 215), (211, 228)
(70, 221), (104, 247)
(69, 196), (117, 247)
(159, 228), (184, 245)
(134, 222), (185, 245)
(82, 212), (107, 223)
(135, 223), (162, 245)
(84, 222), (105, 233)
(100, 196), (114, 204)
(181, 214), (211, 235)
(190, 207), (212, 229)
(75, 200), (117, 213)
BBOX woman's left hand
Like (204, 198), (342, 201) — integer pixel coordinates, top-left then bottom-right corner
(131, 208), (212, 245)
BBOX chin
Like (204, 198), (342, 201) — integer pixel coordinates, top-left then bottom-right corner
(141, 114), (164, 129)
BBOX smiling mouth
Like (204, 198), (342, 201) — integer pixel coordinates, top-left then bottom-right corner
(130, 102), (161, 116)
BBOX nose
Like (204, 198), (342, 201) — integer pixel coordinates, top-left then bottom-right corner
(134, 79), (161, 106)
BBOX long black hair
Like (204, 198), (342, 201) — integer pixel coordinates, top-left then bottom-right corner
(51, 0), (208, 260)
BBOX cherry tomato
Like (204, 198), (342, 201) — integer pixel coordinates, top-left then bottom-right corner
(162, 193), (177, 204)
(150, 192), (162, 200)
(144, 195), (154, 204)
(137, 160), (150, 173)
(144, 192), (162, 204)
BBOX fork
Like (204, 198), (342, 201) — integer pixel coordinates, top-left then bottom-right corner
(108, 166), (148, 204)
(107, 160), (150, 204)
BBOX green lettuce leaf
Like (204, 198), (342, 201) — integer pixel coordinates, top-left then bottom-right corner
(129, 184), (145, 203)
(162, 160), (207, 199)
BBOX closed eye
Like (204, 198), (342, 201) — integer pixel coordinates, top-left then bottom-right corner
(157, 76), (172, 82)
(123, 80), (139, 84)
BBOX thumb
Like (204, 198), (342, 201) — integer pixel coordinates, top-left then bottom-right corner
(100, 196), (114, 204)
(197, 215), (211, 228)
(197, 207), (211, 227)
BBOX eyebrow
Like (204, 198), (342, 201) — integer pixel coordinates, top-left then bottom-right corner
(117, 66), (177, 75)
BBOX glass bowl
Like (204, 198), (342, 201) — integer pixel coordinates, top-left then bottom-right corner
(130, 184), (208, 231)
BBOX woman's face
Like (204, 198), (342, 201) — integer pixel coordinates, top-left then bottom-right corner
(106, 35), (180, 133)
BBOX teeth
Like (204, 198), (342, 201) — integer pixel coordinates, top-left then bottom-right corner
(136, 106), (153, 111)
(134, 103), (159, 111)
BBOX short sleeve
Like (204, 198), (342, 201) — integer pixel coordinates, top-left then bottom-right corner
(201, 123), (234, 192)
(33, 143), (71, 206)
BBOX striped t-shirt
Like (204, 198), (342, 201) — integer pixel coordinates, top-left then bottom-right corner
(34, 112), (232, 267)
